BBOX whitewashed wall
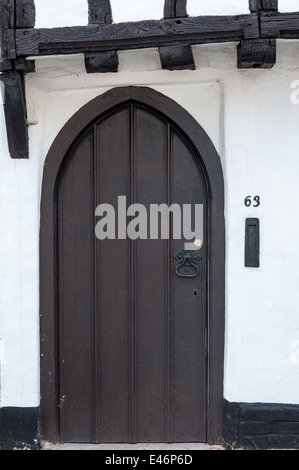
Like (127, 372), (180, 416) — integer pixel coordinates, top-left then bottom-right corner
(1, 0), (299, 411)
(35, 0), (88, 28)
(279, 0), (299, 12)
(1, 40), (299, 408)
(187, 0), (249, 16)
(33, 0), (299, 30)
(34, 0), (251, 28)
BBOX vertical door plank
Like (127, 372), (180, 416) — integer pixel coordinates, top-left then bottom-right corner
(96, 108), (131, 443)
(134, 107), (168, 442)
(58, 131), (94, 443)
(171, 131), (207, 442)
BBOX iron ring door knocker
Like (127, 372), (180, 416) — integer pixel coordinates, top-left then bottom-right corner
(174, 249), (202, 279)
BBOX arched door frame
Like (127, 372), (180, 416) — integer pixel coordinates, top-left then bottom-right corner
(40, 86), (225, 445)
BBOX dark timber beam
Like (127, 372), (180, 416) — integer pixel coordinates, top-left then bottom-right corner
(0, 0), (15, 68)
(159, 44), (195, 71)
(15, 0), (35, 28)
(0, 0), (35, 158)
(249, 0), (278, 11)
(89, 0), (112, 24)
(160, 0), (195, 71)
(261, 12), (299, 39)
(164, 0), (187, 19)
(0, 72), (29, 159)
(237, 38), (276, 68)
(85, 0), (118, 73)
(237, 0), (276, 68)
(85, 51), (119, 73)
(0, 0), (35, 63)
(15, 14), (260, 57)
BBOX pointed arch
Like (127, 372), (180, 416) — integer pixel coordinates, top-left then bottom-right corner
(40, 86), (225, 444)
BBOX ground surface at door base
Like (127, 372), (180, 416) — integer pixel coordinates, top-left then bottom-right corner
(42, 442), (223, 451)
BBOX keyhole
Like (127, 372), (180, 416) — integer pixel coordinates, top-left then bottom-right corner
(193, 289), (199, 298)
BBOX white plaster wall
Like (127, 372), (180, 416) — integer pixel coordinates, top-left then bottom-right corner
(223, 50), (299, 403)
(110, 0), (164, 23)
(31, 0), (299, 30)
(0, 107), (40, 407)
(187, 0), (249, 16)
(35, 0), (88, 28)
(1, 40), (299, 408)
(279, 0), (299, 12)
(33, 0), (252, 28)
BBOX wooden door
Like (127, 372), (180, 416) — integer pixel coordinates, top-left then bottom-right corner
(57, 102), (208, 443)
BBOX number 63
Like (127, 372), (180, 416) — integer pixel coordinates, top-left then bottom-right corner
(245, 196), (260, 208)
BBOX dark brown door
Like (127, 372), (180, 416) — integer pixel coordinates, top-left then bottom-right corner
(57, 103), (207, 443)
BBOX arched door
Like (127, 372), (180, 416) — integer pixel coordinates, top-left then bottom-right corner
(40, 87), (225, 445)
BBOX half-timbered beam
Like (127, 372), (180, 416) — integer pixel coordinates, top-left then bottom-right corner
(0, 71), (29, 158)
(15, 14), (260, 57)
(238, 0), (276, 68)
(160, 0), (195, 71)
(261, 12), (299, 39)
(89, 0), (112, 24)
(160, 0), (194, 71)
(159, 44), (195, 71)
(0, 0), (15, 68)
(249, 0), (278, 11)
(85, 50), (119, 73)
(0, 0), (35, 70)
(0, 0), (35, 64)
(164, 0), (187, 19)
(0, 0), (35, 158)
(85, 0), (118, 73)
(15, 0), (35, 28)
(237, 38), (276, 68)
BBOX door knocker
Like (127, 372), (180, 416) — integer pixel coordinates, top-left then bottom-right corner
(174, 249), (202, 279)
